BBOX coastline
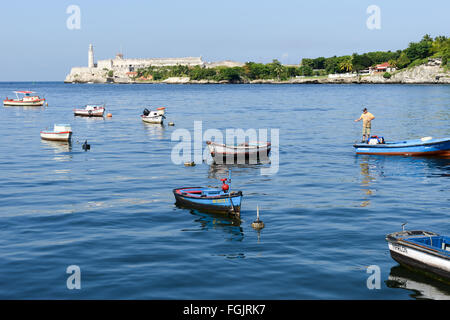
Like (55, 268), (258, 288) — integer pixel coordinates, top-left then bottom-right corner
(64, 78), (450, 85)
(64, 64), (450, 85)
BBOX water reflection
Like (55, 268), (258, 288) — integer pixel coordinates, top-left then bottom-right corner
(181, 208), (244, 242)
(3, 105), (45, 111)
(40, 140), (72, 161)
(142, 122), (165, 140)
(208, 163), (270, 180)
(357, 156), (378, 207)
(421, 156), (450, 177)
(386, 265), (450, 300)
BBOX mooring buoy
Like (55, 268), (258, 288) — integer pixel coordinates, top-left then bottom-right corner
(168, 122), (175, 126)
(184, 161), (195, 166)
(251, 205), (265, 230)
(82, 140), (90, 151)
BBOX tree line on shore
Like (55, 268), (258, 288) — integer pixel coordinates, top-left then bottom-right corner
(134, 35), (449, 82)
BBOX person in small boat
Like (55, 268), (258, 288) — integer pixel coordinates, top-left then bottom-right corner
(354, 108), (375, 143)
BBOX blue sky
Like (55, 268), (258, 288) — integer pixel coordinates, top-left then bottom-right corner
(0, 0), (449, 81)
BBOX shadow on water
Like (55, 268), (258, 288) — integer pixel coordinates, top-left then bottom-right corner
(356, 153), (450, 179)
(142, 122), (166, 140)
(180, 208), (244, 242)
(41, 139), (72, 153)
(208, 162), (270, 180)
(386, 265), (450, 300)
(40, 140), (73, 161)
(422, 156), (450, 177)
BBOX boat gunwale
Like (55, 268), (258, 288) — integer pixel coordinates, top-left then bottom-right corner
(207, 140), (271, 151)
(173, 187), (242, 200)
(40, 131), (72, 135)
(353, 138), (450, 149)
(386, 234), (450, 260)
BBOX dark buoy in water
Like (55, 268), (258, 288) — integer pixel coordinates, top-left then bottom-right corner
(82, 140), (90, 151)
(251, 205), (265, 230)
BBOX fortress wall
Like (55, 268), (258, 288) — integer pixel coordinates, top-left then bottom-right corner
(69, 67), (91, 74)
(97, 60), (113, 69)
(205, 61), (245, 68)
(111, 57), (204, 69)
(65, 67), (107, 83)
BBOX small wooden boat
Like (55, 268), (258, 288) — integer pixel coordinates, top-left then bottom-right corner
(206, 141), (271, 164)
(74, 104), (105, 117)
(40, 124), (72, 142)
(386, 229), (450, 282)
(141, 107), (166, 124)
(173, 178), (242, 218)
(3, 91), (46, 106)
(354, 136), (450, 156)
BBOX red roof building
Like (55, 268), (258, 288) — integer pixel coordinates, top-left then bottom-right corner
(369, 62), (396, 73)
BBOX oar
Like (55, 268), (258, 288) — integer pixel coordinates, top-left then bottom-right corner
(227, 168), (238, 218)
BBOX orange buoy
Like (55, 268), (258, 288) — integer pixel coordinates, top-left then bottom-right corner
(107, 113), (112, 117)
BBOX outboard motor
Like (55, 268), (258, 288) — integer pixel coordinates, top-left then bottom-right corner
(143, 108), (150, 116)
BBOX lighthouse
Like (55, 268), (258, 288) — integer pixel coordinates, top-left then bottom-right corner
(88, 44), (95, 68)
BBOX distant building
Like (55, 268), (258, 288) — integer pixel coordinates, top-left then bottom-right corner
(126, 71), (138, 78)
(65, 44), (244, 83)
(370, 62), (396, 73)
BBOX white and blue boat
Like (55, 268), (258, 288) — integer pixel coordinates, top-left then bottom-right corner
(173, 181), (242, 219)
(386, 229), (450, 282)
(354, 136), (450, 156)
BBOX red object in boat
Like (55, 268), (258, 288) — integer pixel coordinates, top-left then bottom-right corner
(221, 178), (229, 192)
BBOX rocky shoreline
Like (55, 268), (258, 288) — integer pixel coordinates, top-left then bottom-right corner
(65, 62), (450, 85)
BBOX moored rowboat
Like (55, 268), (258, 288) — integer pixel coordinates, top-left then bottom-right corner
(40, 124), (72, 142)
(173, 187), (242, 218)
(354, 136), (450, 156)
(74, 104), (105, 117)
(386, 229), (450, 282)
(173, 178), (242, 218)
(206, 141), (271, 164)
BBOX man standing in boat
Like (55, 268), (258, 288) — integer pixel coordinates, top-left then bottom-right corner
(355, 108), (375, 143)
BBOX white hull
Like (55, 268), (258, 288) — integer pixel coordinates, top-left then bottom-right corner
(141, 115), (164, 124)
(40, 131), (72, 142)
(3, 100), (45, 106)
(74, 109), (105, 117)
(388, 242), (450, 275)
(207, 141), (271, 163)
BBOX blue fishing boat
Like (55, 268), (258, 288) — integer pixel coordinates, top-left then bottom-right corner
(354, 136), (450, 156)
(174, 169), (243, 218)
(386, 228), (450, 282)
(173, 185), (243, 218)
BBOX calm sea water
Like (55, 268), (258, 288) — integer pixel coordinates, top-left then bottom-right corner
(0, 82), (449, 299)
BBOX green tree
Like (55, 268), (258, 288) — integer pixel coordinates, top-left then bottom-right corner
(301, 58), (314, 68)
(268, 59), (285, 80)
(312, 57), (326, 69)
(405, 35), (433, 61)
(396, 52), (411, 69)
(339, 58), (353, 72)
(298, 65), (313, 76)
(352, 53), (373, 72)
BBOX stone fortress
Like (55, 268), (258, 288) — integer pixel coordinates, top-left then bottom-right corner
(65, 44), (244, 83)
